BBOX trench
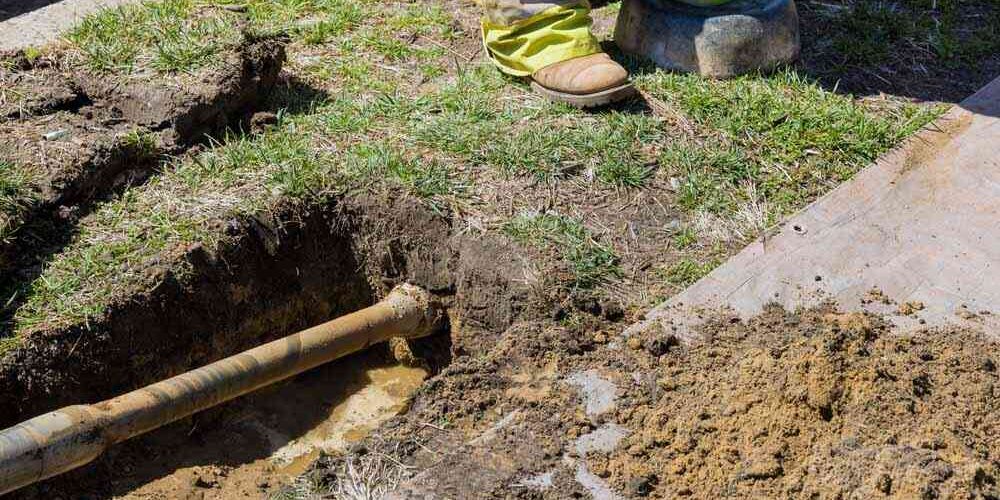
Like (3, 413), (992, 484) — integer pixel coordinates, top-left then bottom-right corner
(2, 192), (478, 498)
(30, 348), (433, 499)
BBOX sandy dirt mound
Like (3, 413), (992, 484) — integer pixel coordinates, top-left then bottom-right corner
(608, 308), (1000, 498)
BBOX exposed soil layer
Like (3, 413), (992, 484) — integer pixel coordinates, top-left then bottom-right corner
(0, 34), (285, 272)
(0, 187), (531, 422)
(0, 185), (537, 497)
(0, 200), (366, 426)
(606, 307), (1000, 498)
(281, 305), (1000, 500)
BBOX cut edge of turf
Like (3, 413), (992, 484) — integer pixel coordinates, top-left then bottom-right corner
(0, 0), (954, 357)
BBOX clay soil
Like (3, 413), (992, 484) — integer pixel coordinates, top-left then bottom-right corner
(304, 305), (1000, 500)
(606, 307), (1000, 498)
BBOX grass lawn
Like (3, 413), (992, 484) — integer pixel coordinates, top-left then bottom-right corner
(5, 0), (979, 351)
(0, 160), (39, 246)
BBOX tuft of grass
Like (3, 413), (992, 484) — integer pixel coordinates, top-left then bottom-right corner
(303, 54), (397, 94)
(642, 69), (940, 221)
(505, 213), (621, 289)
(662, 258), (718, 288)
(13, 122), (329, 335)
(388, 3), (453, 37)
(830, 2), (923, 66)
(660, 138), (755, 216)
(672, 226), (698, 249)
(118, 129), (160, 159)
(22, 46), (44, 63)
(66, 0), (242, 75)
(0, 336), (19, 356)
(587, 113), (661, 187)
(343, 143), (461, 210)
(245, 0), (373, 43)
(0, 160), (40, 245)
(411, 67), (663, 186)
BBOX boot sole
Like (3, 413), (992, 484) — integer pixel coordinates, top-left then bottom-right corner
(530, 81), (637, 108)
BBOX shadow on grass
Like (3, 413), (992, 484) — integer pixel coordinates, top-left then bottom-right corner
(599, 0), (997, 109)
(795, 0), (1000, 105)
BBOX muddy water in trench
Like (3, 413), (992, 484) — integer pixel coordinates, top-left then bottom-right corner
(101, 350), (427, 499)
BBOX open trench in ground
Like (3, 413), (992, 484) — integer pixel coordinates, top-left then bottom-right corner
(0, 121), (537, 495)
(2, 189), (532, 499)
(4, 55), (999, 499)
(0, 33), (525, 498)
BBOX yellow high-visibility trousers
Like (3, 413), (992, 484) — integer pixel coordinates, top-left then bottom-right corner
(476, 0), (735, 76)
(477, 1), (602, 76)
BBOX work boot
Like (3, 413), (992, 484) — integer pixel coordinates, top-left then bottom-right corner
(478, 2), (636, 108)
(530, 52), (635, 108)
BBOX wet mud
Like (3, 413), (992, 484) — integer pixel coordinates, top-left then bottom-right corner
(13, 347), (428, 499)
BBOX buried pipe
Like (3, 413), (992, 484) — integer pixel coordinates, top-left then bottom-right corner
(0, 284), (444, 495)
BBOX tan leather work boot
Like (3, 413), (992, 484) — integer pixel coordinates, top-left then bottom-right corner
(531, 53), (635, 108)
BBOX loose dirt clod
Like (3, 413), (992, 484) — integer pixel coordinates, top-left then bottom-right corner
(898, 300), (925, 316)
(607, 308), (1000, 498)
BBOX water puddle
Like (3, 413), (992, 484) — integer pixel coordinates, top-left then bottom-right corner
(266, 362), (427, 468)
(116, 350), (428, 499)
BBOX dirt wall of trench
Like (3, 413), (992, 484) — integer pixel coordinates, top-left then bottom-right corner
(0, 191), (532, 427)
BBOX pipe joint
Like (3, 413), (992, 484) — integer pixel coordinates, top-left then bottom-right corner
(384, 283), (446, 339)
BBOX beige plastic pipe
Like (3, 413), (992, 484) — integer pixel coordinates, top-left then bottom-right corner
(0, 284), (443, 495)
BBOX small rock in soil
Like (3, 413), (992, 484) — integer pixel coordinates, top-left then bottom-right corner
(249, 111), (278, 132)
(897, 300), (925, 315)
(627, 474), (657, 496)
(626, 337), (643, 351)
(644, 335), (678, 357)
(42, 129), (68, 141)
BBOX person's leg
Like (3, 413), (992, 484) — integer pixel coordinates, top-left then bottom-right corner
(479, 0), (586, 27)
(476, 0), (635, 107)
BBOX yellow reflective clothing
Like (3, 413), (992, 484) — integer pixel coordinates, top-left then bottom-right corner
(475, 0), (736, 76)
(480, 4), (602, 76)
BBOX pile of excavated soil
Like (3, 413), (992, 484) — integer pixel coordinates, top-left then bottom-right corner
(606, 307), (1000, 498)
